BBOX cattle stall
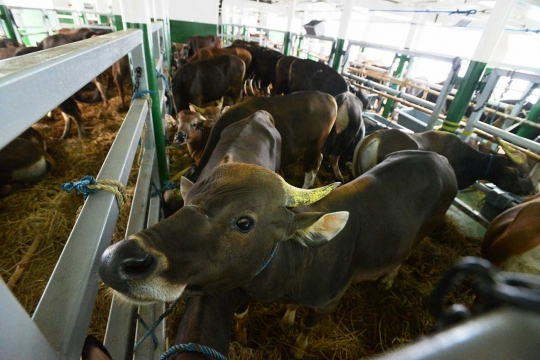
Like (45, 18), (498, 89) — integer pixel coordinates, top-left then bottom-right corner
(0, 1), (173, 355)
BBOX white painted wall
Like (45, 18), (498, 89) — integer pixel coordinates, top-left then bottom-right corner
(167, 0), (218, 24)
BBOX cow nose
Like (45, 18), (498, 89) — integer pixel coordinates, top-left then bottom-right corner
(174, 132), (187, 145)
(99, 240), (156, 292)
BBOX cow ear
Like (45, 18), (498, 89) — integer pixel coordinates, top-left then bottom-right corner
(81, 335), (112, 360)
(164, 114), (177, 125)
(180, 176), (194, 199)
(288, 211), (349, 247)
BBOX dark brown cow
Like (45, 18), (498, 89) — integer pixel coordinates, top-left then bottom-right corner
(171, 54), (245, 112)
(189, 91), (337, 188)
(324, 92), (365, 182)
(184, 35), (222, 58)
(112, 56), (130, 111)
(482, 193), (540, 274)
(273, 55), (297, 95)
(99, 150), (458, 358)
(189, 47), (252, 70)
(288, 59), (348, 96)
(353, 129), (534, 194)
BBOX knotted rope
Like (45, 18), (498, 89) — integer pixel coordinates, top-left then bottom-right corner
(133, 90), (157, 106)
(133, 298), (181, 353)
(160, 343), (227, 360)
(156, 70), (170, 93)
(61, 175), (126, 211)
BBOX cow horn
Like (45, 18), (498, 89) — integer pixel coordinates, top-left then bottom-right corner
(281, 180), (340, 207)
(495, 137), (527, 165)
(215, 97), (224, 109)
(248, 78), (255, 97)
(189, 103), (206, 115)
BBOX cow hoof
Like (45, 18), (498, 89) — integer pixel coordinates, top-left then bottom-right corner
(292, 333), (308, 359)
(292, 346), (306, 360)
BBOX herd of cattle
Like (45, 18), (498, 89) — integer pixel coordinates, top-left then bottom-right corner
(1, 32), (540, 359)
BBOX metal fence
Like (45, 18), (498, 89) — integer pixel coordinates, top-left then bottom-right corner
(0, 20), (169, 360)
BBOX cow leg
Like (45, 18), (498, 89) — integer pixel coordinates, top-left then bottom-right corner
(329, 154), (344, 183)
(302, 153), (323, 189)
(292, 309), (327, 359)
(233, 302), (249, 346)
(93, 79), (108, 106)
(114, 73), (126, 111)
(379, 265), (401, 290)
(282, 304), (298, 330)
(60, 112), (72, 139)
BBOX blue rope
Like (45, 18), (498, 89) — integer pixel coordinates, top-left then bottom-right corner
(132, 90), (158, 101)
(151, 181), (178, 197)
(483, 154), (494, 179)
(369, 9), (477, 15)
(61, 175), (98, 200)
(160, 343), (227, 360)
(136, 315), (159, 350)
(156, 71), (170, 93)
(133, 298), (181, 353)
(254, 243), (279, 276)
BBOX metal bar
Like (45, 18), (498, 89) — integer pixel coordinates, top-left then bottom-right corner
(104, 296), (137, 360)
(347, 39), (460, 63)
(32, 99), (148, 359)
(1, 279), (59, 360)
(151, 21), (163, 32)
(0, 29), (142, 149)
(427, 57), (461, 130)
(344, 72), (436, 110)
(474, 120), (540, 153)
(452, 198), (490, 228)
(493, 68), (540, 84)
(462, 71), (500, 136)
(508, 82), (537, 121)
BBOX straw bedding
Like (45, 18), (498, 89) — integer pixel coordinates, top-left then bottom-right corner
(0, 88), (482, 358)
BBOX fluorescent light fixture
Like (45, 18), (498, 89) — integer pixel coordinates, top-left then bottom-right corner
(371, 11), (412, 22)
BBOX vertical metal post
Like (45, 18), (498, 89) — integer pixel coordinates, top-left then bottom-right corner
(442, 0), (517, 133)
(42, 9), (54, 35)
(0, 4), (18, 41)
(284, 0), (297, 56)
(516, 96), (540, 139)
(427, 57), (461, 130)
(503, 82), (538, 128)
(332, 0), (352, 71)
(382, 54), (409, 119)
(122, 0), (169, 182)
(461, 71), (500, 138)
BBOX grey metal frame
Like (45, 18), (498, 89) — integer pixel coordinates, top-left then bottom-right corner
(0, 21), (169, 360)
(461, 68), (540, 154)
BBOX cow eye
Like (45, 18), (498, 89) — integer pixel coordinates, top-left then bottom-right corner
(235, 216), (254, 233)
(190, 123), (197, 128)
(519, 173), (528, 179)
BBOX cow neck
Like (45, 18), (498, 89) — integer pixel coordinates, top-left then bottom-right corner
(253, 242), (279, 276)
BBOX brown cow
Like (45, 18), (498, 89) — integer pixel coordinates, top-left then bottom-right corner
(353, 129), (534, 195)
(184, 35), (222, 58)
(189, 47), (252, 70)
(482, 193), (540, 274)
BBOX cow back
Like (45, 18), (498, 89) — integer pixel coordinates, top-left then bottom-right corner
(289, 59), (348, 96)
(190, 91), (337, 181)
(199, 111), (282, 180)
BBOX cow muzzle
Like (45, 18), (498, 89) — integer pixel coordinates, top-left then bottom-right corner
(174, 131), (187, 146)
(99, 240), (157, 295)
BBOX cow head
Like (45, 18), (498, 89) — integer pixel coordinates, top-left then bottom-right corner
(171, 110), (207, 146)
(99, 163), (348, 303)
(495, 138), (535, 195)
(189, 100), (223, 122)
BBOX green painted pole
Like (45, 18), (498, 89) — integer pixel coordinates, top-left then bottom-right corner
(297, 36), (303, 57)
(0, 5), (17, 40)
(516, 97), (540, 140)
(382, 54), (409, 119)
(331, 38), (345, 71)
(283, 31), (291, 56)
(113, 15), (124, 30)
(441, 60), (486, 133)
(127, 22), (169, 181)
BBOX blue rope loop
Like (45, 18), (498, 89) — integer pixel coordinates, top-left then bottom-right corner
(254, 242), (279, 276)
(133, 298), (181, 353)
(132, 90), (158, 103)
(151, 181), (178, 197)
(156, 70), (170, 93)
(61, 175), (98, 200)
(160, 343), (227, 360)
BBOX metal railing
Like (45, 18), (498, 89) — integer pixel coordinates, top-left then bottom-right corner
(0, 20), (170, 360)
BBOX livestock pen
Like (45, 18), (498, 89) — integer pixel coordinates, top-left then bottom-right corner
(2, 0), (540, 360)
(0, 1), (172, 357)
